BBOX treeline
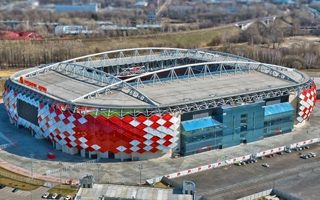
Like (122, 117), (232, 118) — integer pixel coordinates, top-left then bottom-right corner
(219, 42), (320, 70)
(0, 40), (88, 68)
(206, 10), (320, 70)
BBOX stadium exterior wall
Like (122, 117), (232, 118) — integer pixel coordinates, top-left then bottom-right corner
(2, 78), (317, 161)
(3, 81), (180, 161)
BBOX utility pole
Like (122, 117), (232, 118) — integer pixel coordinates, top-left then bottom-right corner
(138, 164), (143, 185)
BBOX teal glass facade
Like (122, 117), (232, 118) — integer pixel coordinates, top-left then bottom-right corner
(180, 101), (295, 156)
(264, 102), (294, 137)
(181, 117), (223, 155)
(220, 101), (265, 148)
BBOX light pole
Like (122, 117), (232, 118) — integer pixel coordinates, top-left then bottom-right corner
(97, 163), (101, 184)
(59, 162), (62, 194)
(29, 153), (34, 179)
(138, 164), (143, 185)
(29, 153), (34, 200)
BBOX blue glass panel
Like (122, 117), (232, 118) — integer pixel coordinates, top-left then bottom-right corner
(264, 102), (294, 116)
(181, 117), (221, 132)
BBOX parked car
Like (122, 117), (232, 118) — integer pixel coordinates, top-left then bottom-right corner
(262, 163), (270, 168)
(65, 195), (73, 200)
(285, 149), (291, 153)
(248, 159), (257, 163)
(0, 184), (5, 189)
(11, 188), (19, 193)
(234, 161), (242, 166)
(309, 152), (316, 157)
(42, 192), (50, 199)
(295, 147), (302, 151)
(52, 193), (59, 199)
(300, 154), (312, 159)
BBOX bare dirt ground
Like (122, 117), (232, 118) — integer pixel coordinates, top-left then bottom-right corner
(280, 36), (320, 48)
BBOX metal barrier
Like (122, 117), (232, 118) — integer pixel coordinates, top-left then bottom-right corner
(45, 159), (97, 175)
(237, 189), (273, 200)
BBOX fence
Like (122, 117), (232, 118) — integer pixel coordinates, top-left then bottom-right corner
(237, 189), (273, 200)
(45, 159), (97, 175)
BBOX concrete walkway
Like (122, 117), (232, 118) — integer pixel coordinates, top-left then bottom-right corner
(0, 103), (319, 185)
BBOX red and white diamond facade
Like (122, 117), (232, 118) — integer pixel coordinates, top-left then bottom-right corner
(3, 86), (180, 159)
(297, 84), (317, 123)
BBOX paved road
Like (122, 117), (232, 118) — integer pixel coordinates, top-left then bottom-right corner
(0, 102), (319, 185)
(174, 144), (320, 199)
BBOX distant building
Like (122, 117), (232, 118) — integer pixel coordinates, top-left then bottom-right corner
(100, 25), (138, 31)
(147, 11), (157, 22)
(54, 25), (92, 36)
(204, 0), (233, 4)
(54, 3), (99, 13)
(95, 21), (113, 27)
(135, 0), (148, 8)
(136, 24), (161, 29)
(271, 0), (296, 4)
(28, 0), (39, 9)
(237, 0), (263, 3)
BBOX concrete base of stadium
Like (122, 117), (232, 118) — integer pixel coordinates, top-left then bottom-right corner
(0, 102), (320, 185)
(52, 142), (171, 161)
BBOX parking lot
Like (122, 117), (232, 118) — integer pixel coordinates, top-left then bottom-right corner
(0, 186), (48, 200)
(174, 143), (320, 200)
(0, 185), (76, 200)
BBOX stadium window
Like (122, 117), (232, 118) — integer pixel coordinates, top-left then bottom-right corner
(240, 114), (248, 132)
(193, 112), (209, 119)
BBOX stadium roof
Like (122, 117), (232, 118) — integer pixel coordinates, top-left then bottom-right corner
(9, 47), (313, 115)
(26, 70), (292, 108)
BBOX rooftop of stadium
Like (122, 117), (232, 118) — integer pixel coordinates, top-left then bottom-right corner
(8, 48), (311, 112)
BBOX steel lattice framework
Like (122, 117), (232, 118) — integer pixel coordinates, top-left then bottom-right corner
(10, 47), (313, 116)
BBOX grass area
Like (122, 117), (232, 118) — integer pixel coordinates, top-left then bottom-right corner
(0, 79), (5, 98)
(0, 68), (17, 98)
(80, 26), (240, 52)
(0, 167), (44, 191)
(300, 69), (320, 77)
(0, 177), (40, 191)
(153, 181), (170, 189)
(0, 26), (240, 70)
(48, 184), (78, 196)
(0, 68), (21, 77)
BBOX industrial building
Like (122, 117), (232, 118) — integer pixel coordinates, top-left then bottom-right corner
(3, 48), (316, 160)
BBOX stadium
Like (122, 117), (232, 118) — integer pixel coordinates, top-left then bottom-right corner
(2, 47), (317, 161)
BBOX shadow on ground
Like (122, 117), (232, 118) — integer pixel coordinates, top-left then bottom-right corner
(0, 103), (92, 162)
